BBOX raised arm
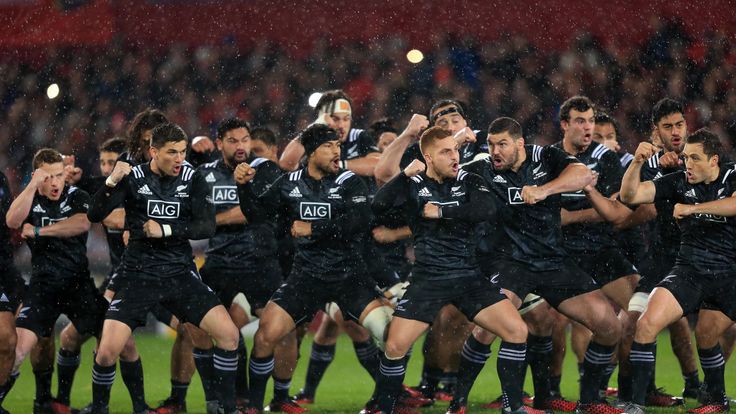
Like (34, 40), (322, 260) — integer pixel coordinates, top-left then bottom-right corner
(620, 142), (658, 205)
(374, 114), (429, 185)
(6, 169), (50, 229)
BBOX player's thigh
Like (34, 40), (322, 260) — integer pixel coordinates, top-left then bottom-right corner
(384, 316), (429, 358)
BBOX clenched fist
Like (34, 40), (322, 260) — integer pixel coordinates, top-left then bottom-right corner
(234, 163), (256, 184)
(403, 114), (429, 140)
(143, 219), (163, 238)
(403, 159), (426, 177)
(291, 220), (312, 238)
(633, 142), (658, 163)
(521, 185), (549, 205)
(107, 161), (132, 187)
(453, 127), (477, 146)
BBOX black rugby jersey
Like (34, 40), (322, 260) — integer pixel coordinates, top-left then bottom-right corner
(640, 150), (684, 253)
(0, 172), (14, 264)
(653, 167), (736, 274)
(25, 186), (91, 278)
(474, 144), (581, 271)
(553, 140), (624, 253)
(75, 175), (125, 271)
(198, 156), (282, 270)
(238, 168), (371, 281)
(399, 130), (489, 169)
(372, 169), (495, 281)
(88, 163), (215, 279)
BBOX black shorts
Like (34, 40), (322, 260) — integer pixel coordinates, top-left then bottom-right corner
(394, 275), (507, 324)
(494, 258), (599, 309)
(106, 268), (221, 330)
(570, 248), (638, 287)
(102, 269), (174, 326)
(656, 265), (736, 319)
(0, 264), (25, 313)
(16, 275), (107, 338)
(200, 259), (282, 311)
(270, 272), (381, 325)
(636, 251), (677, 294)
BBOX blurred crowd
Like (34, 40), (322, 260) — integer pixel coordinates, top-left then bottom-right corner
(2, 17), (735, 193)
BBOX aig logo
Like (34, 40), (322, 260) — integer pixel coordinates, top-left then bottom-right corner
(41, 217), (65, 227)
(507, 187), (524, 205)
(212, 186), (238, 204)
(147, 200), (180, 219)
(299, 202), (331, 220)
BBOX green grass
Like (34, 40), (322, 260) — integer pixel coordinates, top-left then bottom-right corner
(3, 331), (735, 413)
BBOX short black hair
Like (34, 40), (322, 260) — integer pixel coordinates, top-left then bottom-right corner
(594, 112), (620, 136)
(488, 117), (523, 139)
(651, 98), (684, 125)
(127, 108), (168, 158)
(150, 123), (188, 149)
(32, 148), (63, 169)
(559, 96), (595, 122)
(251, 127), (277, 147)
(216, 118), (250, 140)
(429, 99), (466, 124)
(315, 90), (352, 114)
(686, 128), (723, 161)
(368, 118), (398, 136)
(99, 137), (127, 155)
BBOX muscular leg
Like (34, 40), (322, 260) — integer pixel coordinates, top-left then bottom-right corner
(31, 335), (55, 408)
(550, 312), (570, 396)
(92, 319), (133, 411)
(197, 305), (240, 414)
(0, 312), (16, 408)
(693, 310), (734, 407)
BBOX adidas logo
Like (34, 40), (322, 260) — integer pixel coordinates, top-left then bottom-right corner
(205, 172), (216, 183)
(492, 175), (507, 184)
(137, 185), (153, 195)
(32, 204), (46, 213)
(0, 293), (8, 302)
(684, 189), (697, 198)
(288, 187), (303, 198)
(418, 187), (432, 197)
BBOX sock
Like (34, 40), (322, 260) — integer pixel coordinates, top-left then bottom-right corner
(698, 345), (727, 405)
(0, 371), (19, 406)
(629, 341), (656, 405)
(684, 369), (701, 393)
(193, 347), (216, 402)
(550, 375), (562, 396)
(170, 380), (190, 404)
(452, 335), (491, 406)
(56, 349), (81, 405)
(302, 343), (335, 398)
(213, 348), (238, 413)
(375, 354), (407, 412)
(353, 339), (380, 379)
(236, 336), (248, 400)
(527, 335), (553, 403)
(247, 355), (274, 409)
(33, 368), (53, 402)
(422, 367), (443, 396)
(92, 362), (116, 410)
(440, 372), (457, 392)
(580, 342), (615, 404)
(497, 342), (527, 411)
(120, 358), (147, 412)
(577, 361), (584, 378)
(617, 373), (632, 402)
(600, 363), (617, 391)
(273, 376), (292, 402)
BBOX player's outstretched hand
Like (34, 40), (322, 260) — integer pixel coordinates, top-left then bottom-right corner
(403, 159), (426, 177)
(234, 163), (256, 184)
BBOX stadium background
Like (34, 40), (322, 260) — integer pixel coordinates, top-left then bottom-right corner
(2, 0), (736, 412)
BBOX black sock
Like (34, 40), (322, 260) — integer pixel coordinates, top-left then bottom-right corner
(699, 345), (727, 405)
(375, 354), (407, 412)
(33, 368), (53, 402)
(170, 380), (189, 404)
(247, 354), (274, 409)
(56, 349), (80, 405)
(600, 363), (617, 391)
(617, 373), (632, 402)
(92, 362), (116, 410)
(497, 342), (527, 410)
(453, 335), (491, 407)
(0, 371), (19, 406)
(273, 376), (292, 402)
(423, 367), (442, 396)
(236, 336), (248, 400)
(550, 375), (562, 396)
(214, 348), (238, 413)
(302, 343), (335, 398)
(684, 369), (701, 390)
(440, 372), (457, 392)
(629, 341), (656, 405)
(577, 362), (584, 378)
(527, 335), (553, 403)
(193, 347), (216, 402)
(353, 339), (380, 379)
(120, 358), (146, 412)
(580, 342), (615, 404)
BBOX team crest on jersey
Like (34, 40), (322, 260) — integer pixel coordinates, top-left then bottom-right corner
(327, 187), (342, 200)
(507, 187), (524, 205)
(212, 186), (238, 204)
(147, 200), (180, 219)
(532, 164), (547, 180)
(299, 202), (331, 220)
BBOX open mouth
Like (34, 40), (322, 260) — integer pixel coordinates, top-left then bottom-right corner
(172, 165), (181, 175)
(50, 188), (60, 198)
(671, 137), (682, 147)
(235, 150), (246, 159)
(331, 157), (340, 169)
(452, 162), (459, 174)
